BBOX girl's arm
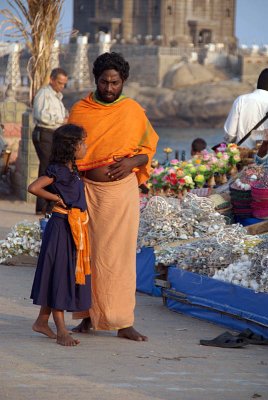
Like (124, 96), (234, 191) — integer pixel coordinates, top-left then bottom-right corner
(28, 176), (66, 208)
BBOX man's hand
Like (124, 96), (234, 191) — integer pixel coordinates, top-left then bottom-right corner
(107, 154), (148, 181)
(107, 157), (135, 180)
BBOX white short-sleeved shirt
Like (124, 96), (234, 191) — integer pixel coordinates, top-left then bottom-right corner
(224, 89), (268, 148)
(33, 85), (67, 129)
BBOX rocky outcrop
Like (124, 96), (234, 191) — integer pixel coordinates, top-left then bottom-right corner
(162, 62), (215, 89)
(125, 79), (253, 128)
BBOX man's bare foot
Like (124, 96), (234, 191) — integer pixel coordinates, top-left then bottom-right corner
(117, 327), (148, 341)
(32, 321), (57, 339)
(56, 332), (80, 346)
(72, 317), (92, 333)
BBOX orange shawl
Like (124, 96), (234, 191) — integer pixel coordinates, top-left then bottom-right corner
(53, 206), (90, 285)
(68, 93), (158, 185)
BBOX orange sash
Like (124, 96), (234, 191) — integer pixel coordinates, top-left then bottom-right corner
(68, 93), (159, 185)
(53, 206), (90, 285)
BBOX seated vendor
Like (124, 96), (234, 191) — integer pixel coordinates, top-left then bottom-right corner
(255, 140), (268, 166)
(191, 138), (207, 156)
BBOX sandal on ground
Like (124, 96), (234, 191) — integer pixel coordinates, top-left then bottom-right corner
(237, 329), (268, 345)
(200, 331), (249, 348)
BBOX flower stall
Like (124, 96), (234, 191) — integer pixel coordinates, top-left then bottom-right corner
(1, 143), (268, 337)
(136, 190), (268, 338)
(148, 144), (241, 197)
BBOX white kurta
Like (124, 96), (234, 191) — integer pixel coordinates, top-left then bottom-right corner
(224, 89), (268, 148)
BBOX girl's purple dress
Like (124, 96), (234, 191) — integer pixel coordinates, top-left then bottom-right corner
(31, 164), (91, 311)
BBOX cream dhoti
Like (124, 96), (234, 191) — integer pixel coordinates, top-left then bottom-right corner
(73, 173), (140, 330)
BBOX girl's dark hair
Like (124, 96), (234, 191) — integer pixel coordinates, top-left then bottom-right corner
(93, 52), (129, 82)
(50, 124), (85, 169)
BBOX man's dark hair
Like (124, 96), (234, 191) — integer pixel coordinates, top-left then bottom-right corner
(257, 68), (268, 91)
(50, 68), (68, 80)
(191, 138), (207, 153)
(93, 52), (130, 82)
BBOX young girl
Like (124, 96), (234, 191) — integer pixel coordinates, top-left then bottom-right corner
(28, 124), (91, 346)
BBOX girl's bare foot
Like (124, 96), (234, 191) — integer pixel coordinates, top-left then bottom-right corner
(32, 321), (57, 339)
(117, 327), (148, 341)
(72, 317), (92, 333)
(56, 332), (80, 346)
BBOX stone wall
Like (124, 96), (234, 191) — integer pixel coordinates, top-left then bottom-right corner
(1, 43), (267, 90)
(71, 43), (192, 87)
(241, 54), (268, 84)
(0, 98), (29, 163)
(0, 95), (38, 201)
(13, 111), (38, 202)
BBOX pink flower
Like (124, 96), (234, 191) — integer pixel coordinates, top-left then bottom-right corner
(202, 152), (210, 161)
(222, 153), (229, 161)
(216, 143), (227, 152)
(210, 156), (218, 164)
(154, 166), (164, 175)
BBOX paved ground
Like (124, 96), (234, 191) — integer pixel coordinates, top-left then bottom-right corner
(0, 195), (268, 400)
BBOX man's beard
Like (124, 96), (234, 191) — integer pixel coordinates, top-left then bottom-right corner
(96, 88), (122, 103)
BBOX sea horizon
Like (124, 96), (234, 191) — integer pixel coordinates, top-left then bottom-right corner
(155, 126), (224, 163)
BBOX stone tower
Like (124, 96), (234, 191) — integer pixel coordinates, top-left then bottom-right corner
(5, 43), (21, 88)
(73, 0), (236, 47)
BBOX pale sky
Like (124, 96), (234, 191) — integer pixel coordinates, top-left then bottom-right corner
(1, 0), (268, 47)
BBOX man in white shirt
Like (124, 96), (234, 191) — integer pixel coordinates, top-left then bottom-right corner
(224, 68), (268, 149)
(32, 68), (68, 214)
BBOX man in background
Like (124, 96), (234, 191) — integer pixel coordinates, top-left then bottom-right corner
(224, 68), (268, 148)
(32, 68), (68, 215)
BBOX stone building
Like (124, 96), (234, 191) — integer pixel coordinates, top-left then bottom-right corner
(73, 0), (236, 47)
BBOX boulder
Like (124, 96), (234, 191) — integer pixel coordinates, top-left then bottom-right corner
(128, 80), (253, 128)
(162, 62), (215, 89)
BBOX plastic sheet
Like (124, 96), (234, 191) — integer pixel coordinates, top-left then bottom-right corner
(163, 266), (268, 338)
(136, 247), (162, 297)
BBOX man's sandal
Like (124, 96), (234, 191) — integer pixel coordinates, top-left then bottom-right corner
(237, 329), (268, 345)
(200, 331), (249, 348)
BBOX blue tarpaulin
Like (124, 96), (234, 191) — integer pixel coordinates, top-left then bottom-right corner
(136, 247), (161, 297)
(163, 266), (268, 338)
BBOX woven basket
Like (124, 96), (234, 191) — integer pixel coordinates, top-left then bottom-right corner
(252, 209), (268, 219)
(251, 185), (268, 200)
(230, 186), (252, 199)
(251, 200), (268, 209)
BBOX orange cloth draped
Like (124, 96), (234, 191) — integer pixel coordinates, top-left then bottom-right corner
(52, 206), (90, 284)
(73, 173), (139, 330)
(68, 93), (159, 184)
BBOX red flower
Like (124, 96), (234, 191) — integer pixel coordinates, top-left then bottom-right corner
(166, 172), (178, 185)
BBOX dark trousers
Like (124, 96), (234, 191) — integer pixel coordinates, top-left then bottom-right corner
(32, 126), (54, 214)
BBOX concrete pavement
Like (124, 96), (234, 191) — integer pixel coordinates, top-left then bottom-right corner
(0, 196), (267, 400)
